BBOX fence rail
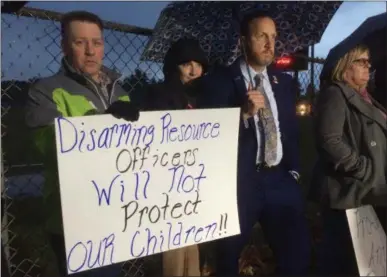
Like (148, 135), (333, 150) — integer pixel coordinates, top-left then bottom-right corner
(5, 7), (154, 36)
(1, 6), (325, 277)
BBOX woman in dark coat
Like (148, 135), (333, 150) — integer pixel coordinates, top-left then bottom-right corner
(138, 38), (209, 276)
(139, 38), (208, 112)
(313, 44), (387, 275)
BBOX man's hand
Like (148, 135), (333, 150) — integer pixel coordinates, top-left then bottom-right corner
(243, 84), (266, 120)
(105, 101), (140, 122)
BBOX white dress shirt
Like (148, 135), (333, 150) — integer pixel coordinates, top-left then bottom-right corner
(240, 59), (283, 166)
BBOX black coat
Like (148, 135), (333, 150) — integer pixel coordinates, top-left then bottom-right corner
(138, 76), (202, 111)
(311, 82), (387, 209)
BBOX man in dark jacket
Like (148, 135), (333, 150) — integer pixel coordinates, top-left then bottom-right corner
(196, 11), (311, 275)
(136, 38), (208, 276)
(25, 11), (138, 276)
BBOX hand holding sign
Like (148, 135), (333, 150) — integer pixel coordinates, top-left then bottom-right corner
(105, 100), (140, 121)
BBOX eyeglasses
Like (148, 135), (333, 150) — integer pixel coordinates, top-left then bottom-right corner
(353, 58), (371, 68)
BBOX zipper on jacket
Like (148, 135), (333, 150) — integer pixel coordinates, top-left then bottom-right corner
(62, 58), (119, 110)
(109, 79), (119, 105)
(85, 77), (108, 110)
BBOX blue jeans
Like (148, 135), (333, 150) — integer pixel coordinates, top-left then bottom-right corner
(50, 234), (122, 277)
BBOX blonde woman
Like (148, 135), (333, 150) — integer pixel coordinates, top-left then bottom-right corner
(314, 44), (387, 275)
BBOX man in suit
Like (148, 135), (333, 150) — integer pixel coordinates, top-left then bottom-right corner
(197, 10), (311, 275)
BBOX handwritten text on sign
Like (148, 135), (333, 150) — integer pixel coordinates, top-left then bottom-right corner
(346, 205), (386, 276)
(54, 109), (241, 275)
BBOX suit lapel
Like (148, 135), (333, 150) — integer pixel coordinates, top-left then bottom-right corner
(230, 61), (281, 102)
(266, 67), (283, 120)
(229, 60), (248, 104)
(267, 67), (280, 92)
(336, 82), (386, 130)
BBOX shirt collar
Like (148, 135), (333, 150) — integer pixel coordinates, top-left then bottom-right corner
(239, 58), (269, 84)
(98, 71), (112, 87)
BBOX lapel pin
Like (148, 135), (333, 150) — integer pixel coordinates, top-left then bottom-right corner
(273, 76), (279, 84)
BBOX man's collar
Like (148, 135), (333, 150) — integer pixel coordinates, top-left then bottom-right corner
(239, 58), (269, 83)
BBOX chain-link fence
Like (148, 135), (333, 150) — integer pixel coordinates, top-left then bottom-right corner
(2, 6), (326, 277)
(1, 7), (164, 277)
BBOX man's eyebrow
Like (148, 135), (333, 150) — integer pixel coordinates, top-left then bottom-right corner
(72, 37), (103, 40)
(259, 31), (277, 37)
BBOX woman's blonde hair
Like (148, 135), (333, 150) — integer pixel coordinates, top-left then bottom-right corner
(330, 44), (369, 83)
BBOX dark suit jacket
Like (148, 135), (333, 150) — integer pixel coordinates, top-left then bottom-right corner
(197, 60), (300, 191)
(312, 82), (387, 209)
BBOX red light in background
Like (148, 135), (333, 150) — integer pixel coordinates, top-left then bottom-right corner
(276, 57), (292, 66)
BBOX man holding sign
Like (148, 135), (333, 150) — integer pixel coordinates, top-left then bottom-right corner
(25, 10), (138, 276)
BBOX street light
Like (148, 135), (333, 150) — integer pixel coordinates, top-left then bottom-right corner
(296, 100), (312, 116)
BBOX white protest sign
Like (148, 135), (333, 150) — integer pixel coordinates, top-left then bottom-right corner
(346, 205), (386, 276)
(54, 108), (241, 275)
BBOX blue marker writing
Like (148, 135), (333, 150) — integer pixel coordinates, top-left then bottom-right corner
(56, 117), (155, 155)
(67, 233), (115, 273)
(92, 174), (121, 206)
(159, 112), (221, 144)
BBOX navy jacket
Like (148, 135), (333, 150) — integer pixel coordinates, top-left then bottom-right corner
(197, 60), (300, 180)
